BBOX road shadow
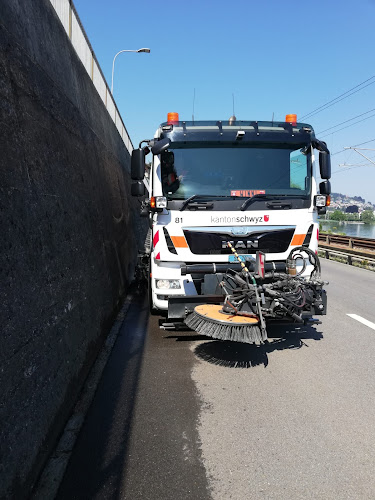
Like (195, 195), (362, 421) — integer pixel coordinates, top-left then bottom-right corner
(56, 284), (149, 500)
(192, 324), (323, 369)
(165, 333), (214, 342)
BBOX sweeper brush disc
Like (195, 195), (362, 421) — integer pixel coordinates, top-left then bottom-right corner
(185, 304), (267, 344)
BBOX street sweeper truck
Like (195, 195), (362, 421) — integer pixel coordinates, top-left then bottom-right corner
(131, 113), (330, 343)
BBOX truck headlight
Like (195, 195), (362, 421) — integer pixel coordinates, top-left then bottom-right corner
(155, 279), (181, 289)
(150, 196), (167, 211)
(156, 196), (167, 208)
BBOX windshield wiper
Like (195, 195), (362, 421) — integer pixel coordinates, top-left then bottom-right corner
(240, 194), (284, 211)
(179, 195), (230, 211)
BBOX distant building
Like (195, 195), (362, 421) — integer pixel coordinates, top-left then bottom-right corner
(345, 205), (359, 213)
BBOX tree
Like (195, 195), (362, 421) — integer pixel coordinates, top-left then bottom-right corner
(353, 196), (365, 203)
(330, 210), (346, 221)
(346, 213), (359, 221)
(360, 210), (375, 224)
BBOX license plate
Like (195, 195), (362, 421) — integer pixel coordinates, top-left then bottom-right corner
(228, 255), (251, 262)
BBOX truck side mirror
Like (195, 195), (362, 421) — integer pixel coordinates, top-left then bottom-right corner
(319, 151), (331, 179)
(319, 180), (331, 195)
(131, 181), (145, 197)
(131, 149), (145, 180)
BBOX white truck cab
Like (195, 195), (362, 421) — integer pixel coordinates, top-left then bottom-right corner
(131, 113), (330, 322)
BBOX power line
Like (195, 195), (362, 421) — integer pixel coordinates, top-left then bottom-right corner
(331, 138), (375, 156)
(338, 154), (375, 167)
(331, 149), (348, 156)
(319, 112), (375, 138)
(332, 152), (375, 174)
(332, 166), (359, 174)
(353, 138), (375, 147)
(303, 81), (375, 120)
(301, 75), (375, 119)
(332, 164), (374, 175)
(300, 75), (375, 120)
(317, 108), (375, 135)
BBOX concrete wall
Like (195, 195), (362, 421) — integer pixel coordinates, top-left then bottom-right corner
(49, 0), (133, 153)
(0, 0), (146, 496)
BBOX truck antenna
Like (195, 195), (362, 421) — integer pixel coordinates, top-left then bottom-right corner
(272, 112), (274, 125)
(229, 93), (237, 125)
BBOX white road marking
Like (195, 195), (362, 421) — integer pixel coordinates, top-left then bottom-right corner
(347, 314), (375, 331)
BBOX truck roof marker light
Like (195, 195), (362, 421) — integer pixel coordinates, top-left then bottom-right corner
(285, 114), (297, 126)
(167, 112), (179, 124)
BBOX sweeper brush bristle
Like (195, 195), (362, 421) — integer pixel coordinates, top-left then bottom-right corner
(185, 304), (267, 344)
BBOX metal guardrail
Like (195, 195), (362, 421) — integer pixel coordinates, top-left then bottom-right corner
(318, 247), (375, 269)
(319, 233), (375, 252)
(318, 232), (375, 270)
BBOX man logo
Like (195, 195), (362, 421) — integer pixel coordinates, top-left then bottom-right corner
(222, 240), (259, 249)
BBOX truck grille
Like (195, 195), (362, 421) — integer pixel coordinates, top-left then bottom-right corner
(183, 228), (295, 255)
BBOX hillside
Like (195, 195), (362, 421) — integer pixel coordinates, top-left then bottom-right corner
(330, 192), (374, 209)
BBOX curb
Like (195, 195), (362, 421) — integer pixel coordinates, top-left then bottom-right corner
(31, 292), (135, 500)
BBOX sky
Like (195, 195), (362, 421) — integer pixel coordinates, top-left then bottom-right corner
(73, 0), (375, 203)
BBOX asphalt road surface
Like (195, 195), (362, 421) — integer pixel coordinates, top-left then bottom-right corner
(57, 259), (375, 500)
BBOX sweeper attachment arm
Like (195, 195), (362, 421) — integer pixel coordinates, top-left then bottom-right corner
(185, 245), (327, 344)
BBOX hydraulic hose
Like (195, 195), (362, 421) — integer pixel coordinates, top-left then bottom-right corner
(287, 246), (321, 277)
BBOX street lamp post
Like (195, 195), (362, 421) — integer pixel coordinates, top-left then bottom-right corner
(111, 48), (150, 94)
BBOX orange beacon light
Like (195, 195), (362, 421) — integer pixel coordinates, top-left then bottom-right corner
(285, 114), (297, 126)
(167, 112), (179, 124)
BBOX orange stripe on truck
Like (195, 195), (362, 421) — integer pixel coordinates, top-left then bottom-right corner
(170, 236), (189, 248)
(291, 234), (305, 246)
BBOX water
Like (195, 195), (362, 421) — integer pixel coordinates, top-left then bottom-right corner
(319, 220), (375, 239)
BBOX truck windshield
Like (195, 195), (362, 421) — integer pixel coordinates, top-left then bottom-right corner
(160, 144), (311, 200)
